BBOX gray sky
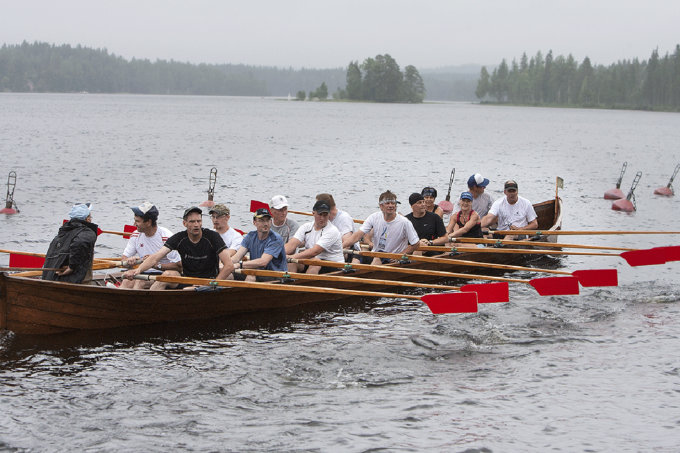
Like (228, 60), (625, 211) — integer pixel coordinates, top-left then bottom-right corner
(3, 0), (679, 69)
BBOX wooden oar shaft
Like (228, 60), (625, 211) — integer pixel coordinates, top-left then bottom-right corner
(138, 274), (425, 300)
(100, 229), (129, 236)
(348, 249), (572, 276)
(451, 237), (635, 251)
(493, 230), (680, 235)
(291, 258), (529, 283)
(1, 249), (120, 264)
(237, 268), (461, 291)
(289, 209), (364, 224)
(1, 267), (63, 272)
(420, 245), (617, 257)
(11, 261), (124, 277)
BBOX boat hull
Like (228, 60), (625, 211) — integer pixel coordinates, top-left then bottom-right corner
(1, 199), (562, 335)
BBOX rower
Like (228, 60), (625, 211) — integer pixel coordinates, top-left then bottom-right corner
(209, 203), (242, 257)
(269, 194), (300, 244)
(446, 191), (484, 239)
(119, 201), (181, 289)
(231, 208), (287, 282)
(481, 180), (538, 240)
(315, 193), (361, 263)
(466, 173), (494, 218)
(344, 190), (420, 265)
(421, 186), (444, 218)
(123, 206), (234, 289)
(285, 200), (344, 274)
(405, 193), (448, 253)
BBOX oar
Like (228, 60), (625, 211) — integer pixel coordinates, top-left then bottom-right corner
(450, 237), (635, 252)
(133, 274), (478, 314)
(249, 200), (365, 224)
(289, 258), (580, 296)
(492, 229), (680, 236)
(347, 249), (617, 288)
(2, 249), (127, 269)
(419, 244), (672, 267)
(10, 260), (125, 277)
(1, 267), (64, 272)
(235, 268), (508, 303)
(61, 219), (136, 238)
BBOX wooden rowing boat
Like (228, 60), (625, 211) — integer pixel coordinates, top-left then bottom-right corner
(0, 198), (561, 335)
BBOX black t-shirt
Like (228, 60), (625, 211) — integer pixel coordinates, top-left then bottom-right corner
(164, 228), (227, 278)
(405, 211), (446, 240)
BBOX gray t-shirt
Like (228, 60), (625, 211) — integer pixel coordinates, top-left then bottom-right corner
(271, 217), (299, 243)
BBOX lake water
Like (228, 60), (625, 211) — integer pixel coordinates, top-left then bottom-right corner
(1, 93), (680, 452)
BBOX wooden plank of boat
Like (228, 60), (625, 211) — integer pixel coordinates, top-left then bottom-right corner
(0, 198), (562, 335)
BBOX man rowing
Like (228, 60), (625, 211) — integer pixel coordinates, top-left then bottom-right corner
(269, 194), (299, 244)
(315, 193), (361, 262)
(285, 200), (344, 274)
(405, 193), (448, 250)
(123, 206), (234, 289)
(466, 173), (494, 218)
(119, 201), (181, 289)
(231, 208), (287, 281)
(42, 203), (98, 284)
(209, 203), (242, 257)
(481, 180), (538, 240)
(345, 190), (419, 264)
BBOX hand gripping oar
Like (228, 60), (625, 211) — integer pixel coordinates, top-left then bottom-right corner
(290, 258), (579, 297)
(237, 269), (509, 304)
(133, 274), (479, 314)
(419, 244), (672, 267)
(347, 249), (617, 288)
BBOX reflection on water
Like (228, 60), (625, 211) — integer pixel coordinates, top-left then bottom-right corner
(1, 94), (680, 451)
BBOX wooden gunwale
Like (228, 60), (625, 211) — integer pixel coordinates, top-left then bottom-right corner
(0, 198), (561, 335)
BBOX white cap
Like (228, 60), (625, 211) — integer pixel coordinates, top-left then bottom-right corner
(270, 195), (289, 209)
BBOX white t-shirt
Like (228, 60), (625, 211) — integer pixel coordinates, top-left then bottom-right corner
(332, 209), (361, 251)
(294, 221), (345, 262)
(360, 212), (419, 253)
(218, 227), (243, 251)
(488, 195), (537, 231)
(123, 226), (181, 264)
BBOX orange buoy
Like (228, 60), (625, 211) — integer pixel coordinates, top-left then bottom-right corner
(653, 163), (678, 197)
(604, 162), (627, 199)
(612, 171), (641, 212)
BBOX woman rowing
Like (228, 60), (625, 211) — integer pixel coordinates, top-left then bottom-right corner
(421, 186), (444, 218)
(446, 191), (483, 239)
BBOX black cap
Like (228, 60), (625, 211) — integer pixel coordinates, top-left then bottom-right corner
(504, 180), (518, 190)
(253, 208), (272, 219)
(130, 201), (159, 221)
(409, 192), (424, 205)
(421, 187), (437, 197)
(312, 200), (331, 213)
(183, 206), (202, 219)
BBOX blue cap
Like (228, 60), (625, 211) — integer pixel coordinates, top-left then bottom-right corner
(69, 203), (92, 220)
(460, 191), (473, 201)
(467, 173), (489, 188)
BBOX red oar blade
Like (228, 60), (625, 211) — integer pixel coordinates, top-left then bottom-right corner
(571, 269), (618, 287)
(460, 282), (509, 303)
(529, 276), (580, 296)
(9, 254), (45, 268)
(620, 249), (666, 266)
(249, 200), (270, 212)
(421, 292), (478, 314)
(123, 224), (137, 239)
(654, 246), (680, 262)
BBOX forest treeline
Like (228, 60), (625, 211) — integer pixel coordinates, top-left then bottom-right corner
(0, 41), (477, 101)
(475, 45), (680, 111)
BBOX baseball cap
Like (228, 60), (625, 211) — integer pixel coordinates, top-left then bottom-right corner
(182, 206), (202, 219)
(312, 200), (331, 214)
(208, 203), (230, 216)
(270, 195), (289, 209)
(69, 203), (93, 220)
(421, 187), (437, 197)
(504, 180), (518, 190)
(409, 192), (425, 205)
(253, 208), (272, 219)
(130, 201), (159, 220)
(467, 173), (490, 188)
(460, 191), (473, 201)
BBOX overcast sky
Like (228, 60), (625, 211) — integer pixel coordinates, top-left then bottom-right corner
(3, 1), (679, 69)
